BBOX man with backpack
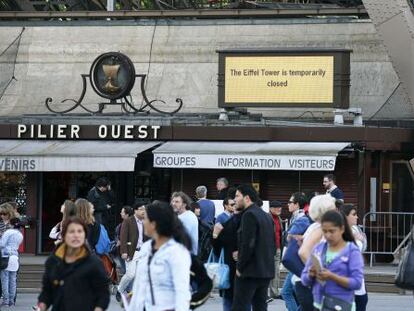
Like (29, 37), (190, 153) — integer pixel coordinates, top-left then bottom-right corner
(117, 199), (148, 299)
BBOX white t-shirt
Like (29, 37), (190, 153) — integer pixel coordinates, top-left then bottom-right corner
(178, 210), (199, 255)
(6, 255), (19, 272)
(353, 225), (367, 295)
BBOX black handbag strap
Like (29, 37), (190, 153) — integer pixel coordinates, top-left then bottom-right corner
(148, 245), (157, 306)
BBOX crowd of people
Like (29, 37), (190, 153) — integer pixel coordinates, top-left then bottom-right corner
(33, 174), (372, 311)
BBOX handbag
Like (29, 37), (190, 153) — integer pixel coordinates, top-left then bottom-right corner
(190, 255), (213, 310)
(321, 295), (352, 311)
(281, 239), (304, 277)
(204, 249), (230, 290)
(395, 226), (414, 290)
(0, 257), (9, 270)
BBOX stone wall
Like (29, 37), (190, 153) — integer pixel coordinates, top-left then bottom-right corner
(0, 18), (412, 120)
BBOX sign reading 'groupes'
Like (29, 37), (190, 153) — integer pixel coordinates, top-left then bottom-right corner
(217, 49), (351, 108)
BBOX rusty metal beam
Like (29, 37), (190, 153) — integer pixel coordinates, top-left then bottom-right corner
(0, 8), (368, 19)
(362, 0), (414, 109)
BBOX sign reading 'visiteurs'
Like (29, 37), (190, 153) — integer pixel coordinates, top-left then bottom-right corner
(154, 154), (336, 171)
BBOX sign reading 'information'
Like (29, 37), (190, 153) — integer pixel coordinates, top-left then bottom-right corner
(154, 154), (337, 171)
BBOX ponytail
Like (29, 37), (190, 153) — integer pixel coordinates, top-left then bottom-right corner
(321, 210), (355, 243)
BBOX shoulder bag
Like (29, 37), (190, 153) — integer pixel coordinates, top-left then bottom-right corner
(395, 226), (414, 290)
(204, 249), (230, 290)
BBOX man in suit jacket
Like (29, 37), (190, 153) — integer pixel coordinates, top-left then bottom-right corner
(117, 199), (148, 296)
(232, 184), (276, 311)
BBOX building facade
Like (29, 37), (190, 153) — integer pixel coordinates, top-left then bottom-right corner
(0, 16), (413, 255)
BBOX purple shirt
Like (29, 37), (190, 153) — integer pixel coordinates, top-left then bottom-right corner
(301, 241), (363, 306)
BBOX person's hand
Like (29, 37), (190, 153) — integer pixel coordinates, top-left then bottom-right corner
(107, 204), (111, 209)
(121, 253), (128, 260)
(317, 269), (333, 281)
(116, 241), (121, 247)
(309, 265), (317, 278)
(232, 251), (238, 261)
(354, 232), (364, 242)
(213, 223), (224, 238)
(37, 302), (47, 311)
(236, 269), (241, 277)
(94, 307), (103, 311)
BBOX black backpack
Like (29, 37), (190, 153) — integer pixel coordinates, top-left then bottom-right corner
(395, 226), (414, 290)
(198, 220), (213, 263)
(190, 254), (213, 310)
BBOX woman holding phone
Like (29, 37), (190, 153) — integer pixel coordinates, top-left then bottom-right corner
(301, 210), (364, 311)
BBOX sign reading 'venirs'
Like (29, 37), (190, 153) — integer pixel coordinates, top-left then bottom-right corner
(217, 49), (351, 108)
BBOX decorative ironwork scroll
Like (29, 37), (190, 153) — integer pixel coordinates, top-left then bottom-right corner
(45, 52), (183, 115)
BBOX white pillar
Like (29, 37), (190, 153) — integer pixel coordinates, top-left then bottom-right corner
(107, 0), (114, 11)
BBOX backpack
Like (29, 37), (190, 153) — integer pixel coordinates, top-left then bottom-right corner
(198, 221), (213, 263)
(190, 254), (213, 310)
(99, 254), (119, 285)
(95, 224), (111, 255)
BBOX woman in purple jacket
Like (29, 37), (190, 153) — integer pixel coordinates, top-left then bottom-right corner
(301, 210), (364, 311)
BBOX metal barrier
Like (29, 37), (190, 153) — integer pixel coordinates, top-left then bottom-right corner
(362, 212), (414, 267)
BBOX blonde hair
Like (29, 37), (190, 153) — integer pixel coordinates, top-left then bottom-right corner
(75, 198), (95, 225)
(309, 194), (336, 222)
(0, 203), (16, 220)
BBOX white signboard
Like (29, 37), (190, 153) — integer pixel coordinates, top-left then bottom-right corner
(212, 200), (269, 217)
(0, 156), (135, 172)
(154, 154), (336, 171)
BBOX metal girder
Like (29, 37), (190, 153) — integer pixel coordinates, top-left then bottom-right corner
(362, 0), (414, 107)
(0, 0), (106, 11)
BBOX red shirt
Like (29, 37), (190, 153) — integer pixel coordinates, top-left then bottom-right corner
(272, 214), (282, 249)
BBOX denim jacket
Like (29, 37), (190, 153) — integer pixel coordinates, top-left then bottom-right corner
(301, 241), (363, 306)
(0, 228), (23, 257)
(129, 238), (191, 311)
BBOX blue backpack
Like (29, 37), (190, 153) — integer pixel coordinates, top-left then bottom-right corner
(95, 224), (111, 255)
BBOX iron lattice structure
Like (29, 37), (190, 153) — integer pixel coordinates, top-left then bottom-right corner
(0, 0), (363, 11)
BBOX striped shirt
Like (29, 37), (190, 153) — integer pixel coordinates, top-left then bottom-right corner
(0, 221), (12, 238)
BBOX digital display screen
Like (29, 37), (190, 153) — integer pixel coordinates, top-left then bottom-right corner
(224, 56), (334, 104)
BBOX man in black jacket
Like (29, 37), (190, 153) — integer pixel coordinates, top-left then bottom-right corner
(232, 185), (276, 311)
(87, 177), (114, 227)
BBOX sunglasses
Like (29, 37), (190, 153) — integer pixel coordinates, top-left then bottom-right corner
(288, 201), (295, 204)
(0, 212), (6, 216)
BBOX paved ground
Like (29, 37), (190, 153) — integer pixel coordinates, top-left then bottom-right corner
(11, 292), (414, 311)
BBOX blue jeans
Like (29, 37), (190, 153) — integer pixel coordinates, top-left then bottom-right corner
(223, 296), (233, 311)
(281, 272), (298, 311)
(1, 270), (17, 305)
